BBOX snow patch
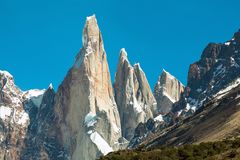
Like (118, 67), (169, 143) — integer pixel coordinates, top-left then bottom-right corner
(120, 48), (128, 56)
(191, 106), (197, 112)
(154, 114), (163, 122)
(49, 83), (53, 89)
(86, 15), (96, 21)
(87, 130), (94, 135)
(23, 89), (45, 107)
(11, 97), (22, 107)
(134, 63), (145, 74)
(186, 103), (191, 111)
(132, 97), (143, 114)
(177, 110), (183, 116)
(84, 112), (97, 127)
(16, 112), (29, 125)
(230, 57), (239, 68)
(0, 106), (12, 120)
(0, 70), (13, 78)
(89, 131), (113, 155)
(184, 97), (204, 112)
(214, 78), (240, 99)
(85, 43), (93, 56)
(225, 42), (231, 46)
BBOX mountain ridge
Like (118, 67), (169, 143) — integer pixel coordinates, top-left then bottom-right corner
(1, 15), (239, 160)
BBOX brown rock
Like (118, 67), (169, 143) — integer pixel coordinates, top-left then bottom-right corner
(53, 15), (121, 160)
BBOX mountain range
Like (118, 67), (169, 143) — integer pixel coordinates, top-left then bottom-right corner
(0, 15), (240, 160)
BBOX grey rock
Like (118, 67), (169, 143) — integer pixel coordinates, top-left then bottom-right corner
(154, 70), (184, 114)
(114, 48), (157, 140)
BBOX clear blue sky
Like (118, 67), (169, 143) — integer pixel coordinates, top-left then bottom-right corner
(1, 0), (240, 90)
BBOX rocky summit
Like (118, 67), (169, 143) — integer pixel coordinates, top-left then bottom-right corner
(114, 48), (157, 141)
(1, 14), (240, 160)
(53, 15), (122, 160)
(154, 69), (184, 115)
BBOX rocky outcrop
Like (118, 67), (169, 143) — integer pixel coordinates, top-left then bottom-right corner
(173, 29), (240, 116)
(1, 15), (239, 160)
(154, 70), (184, 114)
(0, 71), (48, 160)
(53, 15), (121, 160)
(0, 71), (29, 160)
(21, 85), (67, 160)
(137, 29), (240, 149)
(114, 49), (157, 140)
(145, 80), (240, 148)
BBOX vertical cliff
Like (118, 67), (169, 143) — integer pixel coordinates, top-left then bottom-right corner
(114, 49), (157, 140)
(53, 15), (121, 160)
(154, 70), (184, 114)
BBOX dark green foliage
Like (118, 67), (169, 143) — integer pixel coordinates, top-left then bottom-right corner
(99, 138), (240, 160)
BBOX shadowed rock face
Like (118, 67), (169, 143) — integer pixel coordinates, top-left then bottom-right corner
(53, 15), (121, 160)
(20, 86), (68, 160)
(172, 30), (240, 116)
(136, 29), (240, 150)
(114, 49), (157, 140)
(154, 70), (184, 114)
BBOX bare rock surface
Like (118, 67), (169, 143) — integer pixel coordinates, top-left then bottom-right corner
(114, 49), (157, 140)
(53, 15), (122, 160)
(154, 70), (184, 114)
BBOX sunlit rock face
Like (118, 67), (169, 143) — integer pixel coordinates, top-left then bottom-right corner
(154, 70), (184, 114)
(53, 15), (122, 160)
(114, 49), (157, 140)
(0, 71), (48, 160)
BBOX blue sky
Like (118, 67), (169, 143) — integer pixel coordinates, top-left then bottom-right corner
(1, 0), (240, 90)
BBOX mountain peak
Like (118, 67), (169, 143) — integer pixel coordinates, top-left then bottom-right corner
(119, 48), (129, 62)
(82, 14), (100, 48)
(154, 69), (184, 114)
(161, 69), (177, 81)
(48, 83), (53, 89)
(86, 14), (97, 21)
(114, 49), (157, 140)
(54, 15), (121, 159)
(120, 48), (128, 56)
(134, 63), (143, 72)
(0, 70), (13, 78)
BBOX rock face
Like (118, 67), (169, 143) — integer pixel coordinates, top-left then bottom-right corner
(145, 81), (240, 148)
(173, 29), (240, 116)
(138, 29), (240, 149)
(0, 71), (29, 160)
(53, 15), (121, 160)
(1, 15), (239, 160)
(114, 49), (157, 140)
(0, 71), (48, 160)
(21, 85), (68, 160)
(154, 70), (184, 114)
